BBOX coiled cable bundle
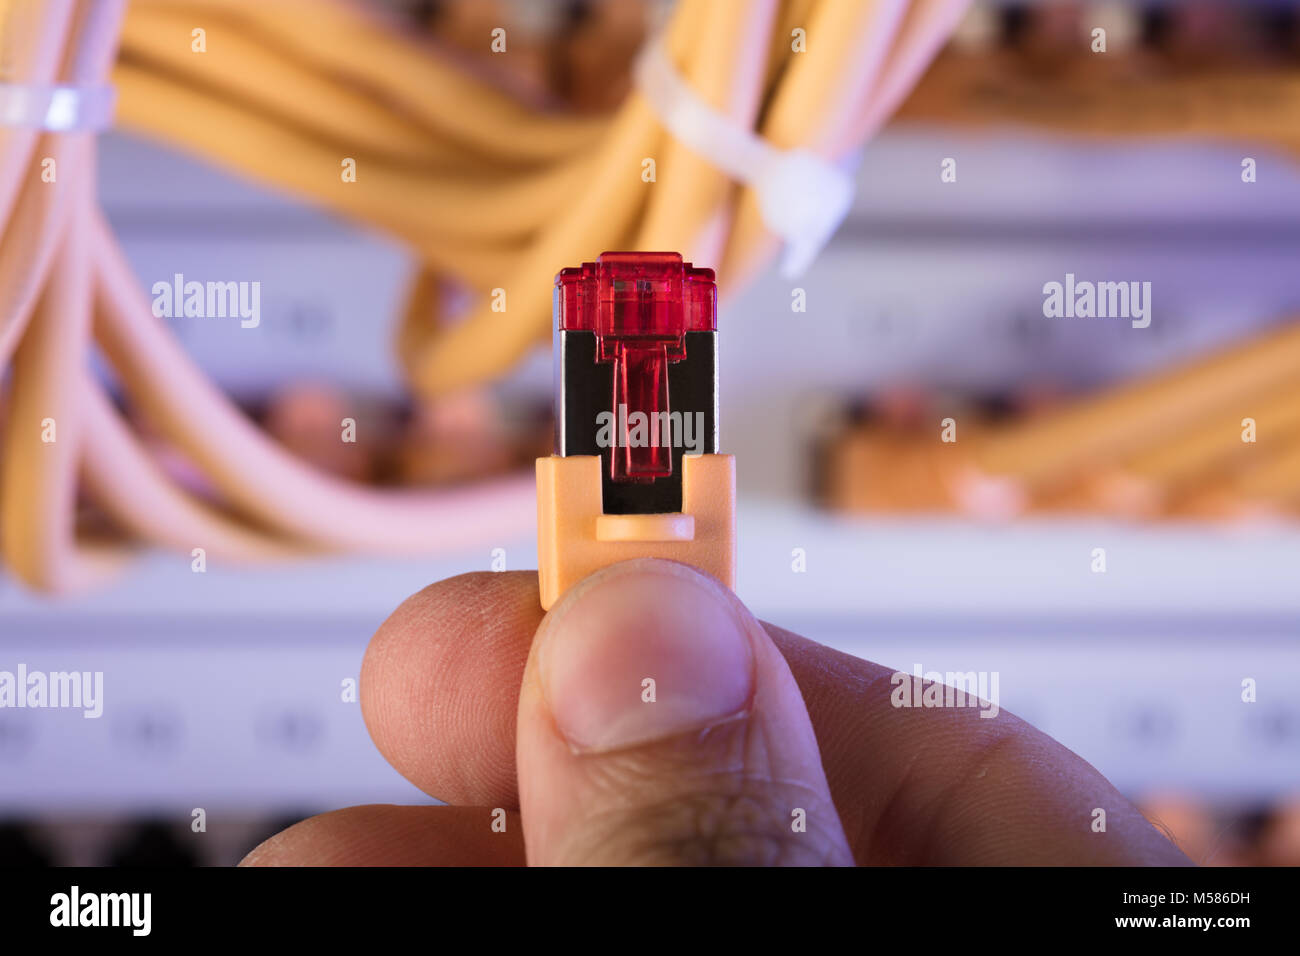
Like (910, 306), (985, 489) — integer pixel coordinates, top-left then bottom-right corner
(0, 0), (968, 591)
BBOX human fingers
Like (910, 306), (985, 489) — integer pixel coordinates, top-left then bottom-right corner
(239, 804), (524, 866)
(514, 559), (854, 865)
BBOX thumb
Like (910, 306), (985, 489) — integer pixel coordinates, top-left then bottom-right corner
(516, 558), (854, 866)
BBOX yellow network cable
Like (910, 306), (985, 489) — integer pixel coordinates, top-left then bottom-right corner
(2, 0), (1296, 592)
(0, 0), (969, 591)
(113, 0), (971, 394)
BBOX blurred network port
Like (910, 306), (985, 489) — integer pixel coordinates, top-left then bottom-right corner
(809, 390), (1034, 514)
(105, 821), (201, 868)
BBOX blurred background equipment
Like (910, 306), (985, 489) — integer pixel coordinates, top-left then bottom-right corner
(1, 0), (1298, 865)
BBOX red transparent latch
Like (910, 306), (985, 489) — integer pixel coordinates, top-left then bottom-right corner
(557, 252), (716, 483)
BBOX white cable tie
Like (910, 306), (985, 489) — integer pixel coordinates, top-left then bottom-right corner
(634, 38), (856, 278)
(0, 83), (116, 132)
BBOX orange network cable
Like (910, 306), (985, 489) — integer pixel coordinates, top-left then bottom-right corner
(819, 320), (1300, 519)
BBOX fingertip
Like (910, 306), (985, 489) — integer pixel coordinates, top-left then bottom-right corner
(515, 557), (853, 866)
(534, 558), (757, 754)
(360, 571), (543, 807)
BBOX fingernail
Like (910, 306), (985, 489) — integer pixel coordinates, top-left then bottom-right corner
(538, 560), (755, 753)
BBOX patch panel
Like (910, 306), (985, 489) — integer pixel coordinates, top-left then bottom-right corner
(2, 511), (1297, 815)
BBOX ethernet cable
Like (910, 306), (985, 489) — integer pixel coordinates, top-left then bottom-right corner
(821, 320), (1300, 519)
(958, 320), (1300, 512)
(114, 0), (972, 394)
(0, 0), (967, 591)
(536, 251), (735, 609)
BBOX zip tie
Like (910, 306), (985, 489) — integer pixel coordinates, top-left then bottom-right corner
(0, 83), (116, 132)
(634, 37), (856, 278)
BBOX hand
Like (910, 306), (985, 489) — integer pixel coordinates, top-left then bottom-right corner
(243, 558), (1189, 866)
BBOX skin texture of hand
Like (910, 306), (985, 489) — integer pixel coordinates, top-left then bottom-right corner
(242, 558), (1190, 866)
